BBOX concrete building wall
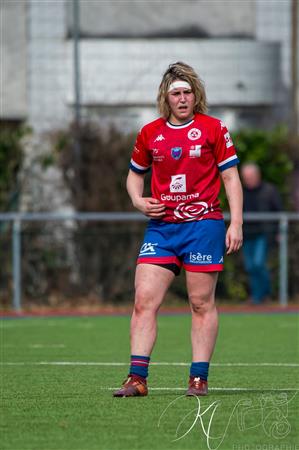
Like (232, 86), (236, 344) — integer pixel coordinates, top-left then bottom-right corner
(27, 2), (282, 133)
(21, 0), (71, 211)
(2, 0), (294, 130)
(66, 0), (255, 38)
(77, 38), (281, 131)
(27, 0), (70, 131)
(1, 0), (27, 119)
(28, 35), (282, 133)
(77, 39), (281, 107)
(256, 0), (292, 87)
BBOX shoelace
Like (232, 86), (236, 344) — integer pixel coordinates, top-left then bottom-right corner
(123, 377), (132, 386)
(123, 376), (144, 386)
(192, 377), (202, 389)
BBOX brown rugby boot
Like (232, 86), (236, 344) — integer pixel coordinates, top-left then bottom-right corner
(186, 376), (208, 396)
(113, 375), (148, 397)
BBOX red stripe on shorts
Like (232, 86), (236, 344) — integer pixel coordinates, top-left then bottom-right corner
(183, 263), (224, 272)
(137, 256), (181, 266)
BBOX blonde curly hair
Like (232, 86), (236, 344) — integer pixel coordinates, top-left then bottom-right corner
(157, 61), (208, 119)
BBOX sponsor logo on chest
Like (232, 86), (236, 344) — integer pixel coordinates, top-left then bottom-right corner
(152, 148), (165, 162)
(189, 145), (202, 158)
(170, 174), (186, 193)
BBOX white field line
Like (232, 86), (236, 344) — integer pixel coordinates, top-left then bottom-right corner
(29, 344), (66, 349)
(3, 344), (66, 349)
(104, 387), (299, 392)
(1, 362), (299, 367)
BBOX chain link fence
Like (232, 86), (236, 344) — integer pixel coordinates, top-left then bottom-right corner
(0, 212), (299, 310)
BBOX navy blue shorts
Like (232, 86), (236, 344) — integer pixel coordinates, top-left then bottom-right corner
(137, 219), (226, 275)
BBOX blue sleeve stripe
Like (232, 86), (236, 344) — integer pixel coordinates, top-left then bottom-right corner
(218, 158), (240, 172)
(129, 163), (150, 174)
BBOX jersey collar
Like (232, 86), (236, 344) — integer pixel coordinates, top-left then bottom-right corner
(166, 118), (194, 129)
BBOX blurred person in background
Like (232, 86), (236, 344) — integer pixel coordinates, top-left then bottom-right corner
(113, 61), (243, 398)
(241, 163), (282, 305)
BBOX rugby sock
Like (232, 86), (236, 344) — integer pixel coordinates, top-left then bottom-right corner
(190, 362), (210, 381)
(129, 355), (150, 379)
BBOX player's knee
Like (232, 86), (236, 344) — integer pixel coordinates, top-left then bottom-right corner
(134, 288), (157, 315)
(189, 292), (213, 314)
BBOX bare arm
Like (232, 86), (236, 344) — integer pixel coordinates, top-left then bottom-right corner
(126, 170), (165, 218)
(221, 166), (243, 254)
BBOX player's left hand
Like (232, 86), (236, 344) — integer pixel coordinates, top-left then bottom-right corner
(226, 223), (243, 254)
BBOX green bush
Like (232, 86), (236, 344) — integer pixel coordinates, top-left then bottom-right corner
(49, 123), (140, 301)
(218, 127), (295, 301)
(0, 124), (30, 211)
(219, 126), (293, 210)
(0, 124), (29, 305)
(52, 122), (136, 211)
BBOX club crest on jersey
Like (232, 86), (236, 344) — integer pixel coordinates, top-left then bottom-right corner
(171, 147), (182, 160)
(188, 128), (201, 141)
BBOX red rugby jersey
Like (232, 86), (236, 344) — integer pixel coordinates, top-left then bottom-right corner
(130, 113), (239, 223)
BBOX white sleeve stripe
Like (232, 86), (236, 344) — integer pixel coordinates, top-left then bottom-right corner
(130, 159), (149, 170)
(217, 155), (238, 167)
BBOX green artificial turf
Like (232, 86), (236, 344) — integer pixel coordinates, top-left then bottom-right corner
(1, 313), (298, 450)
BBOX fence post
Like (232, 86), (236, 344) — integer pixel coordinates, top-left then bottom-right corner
(12, 218), (21, 311)
(279, 215), (288, 307)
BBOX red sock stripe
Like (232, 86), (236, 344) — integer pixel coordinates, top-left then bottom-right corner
(131, 362), (148, 367)
(131, 360), (149, 366)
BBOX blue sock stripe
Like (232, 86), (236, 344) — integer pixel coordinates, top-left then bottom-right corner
(130, 354), (150, 378)
(131, 355), (150, 361)
(190, 362), (210, 381)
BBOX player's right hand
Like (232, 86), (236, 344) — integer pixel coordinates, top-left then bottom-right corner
(134, 197), (166, 218)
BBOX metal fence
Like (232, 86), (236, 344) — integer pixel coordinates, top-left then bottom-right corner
(0, 211), (299, 311)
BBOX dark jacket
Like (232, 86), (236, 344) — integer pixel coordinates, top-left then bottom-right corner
(243, 182), (282, 238)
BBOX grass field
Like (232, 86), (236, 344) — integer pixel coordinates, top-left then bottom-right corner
(1, 312), (298, 450)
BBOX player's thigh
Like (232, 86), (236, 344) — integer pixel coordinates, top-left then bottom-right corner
(186, 271), (218, 307)
(134, 263), (175, 310)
